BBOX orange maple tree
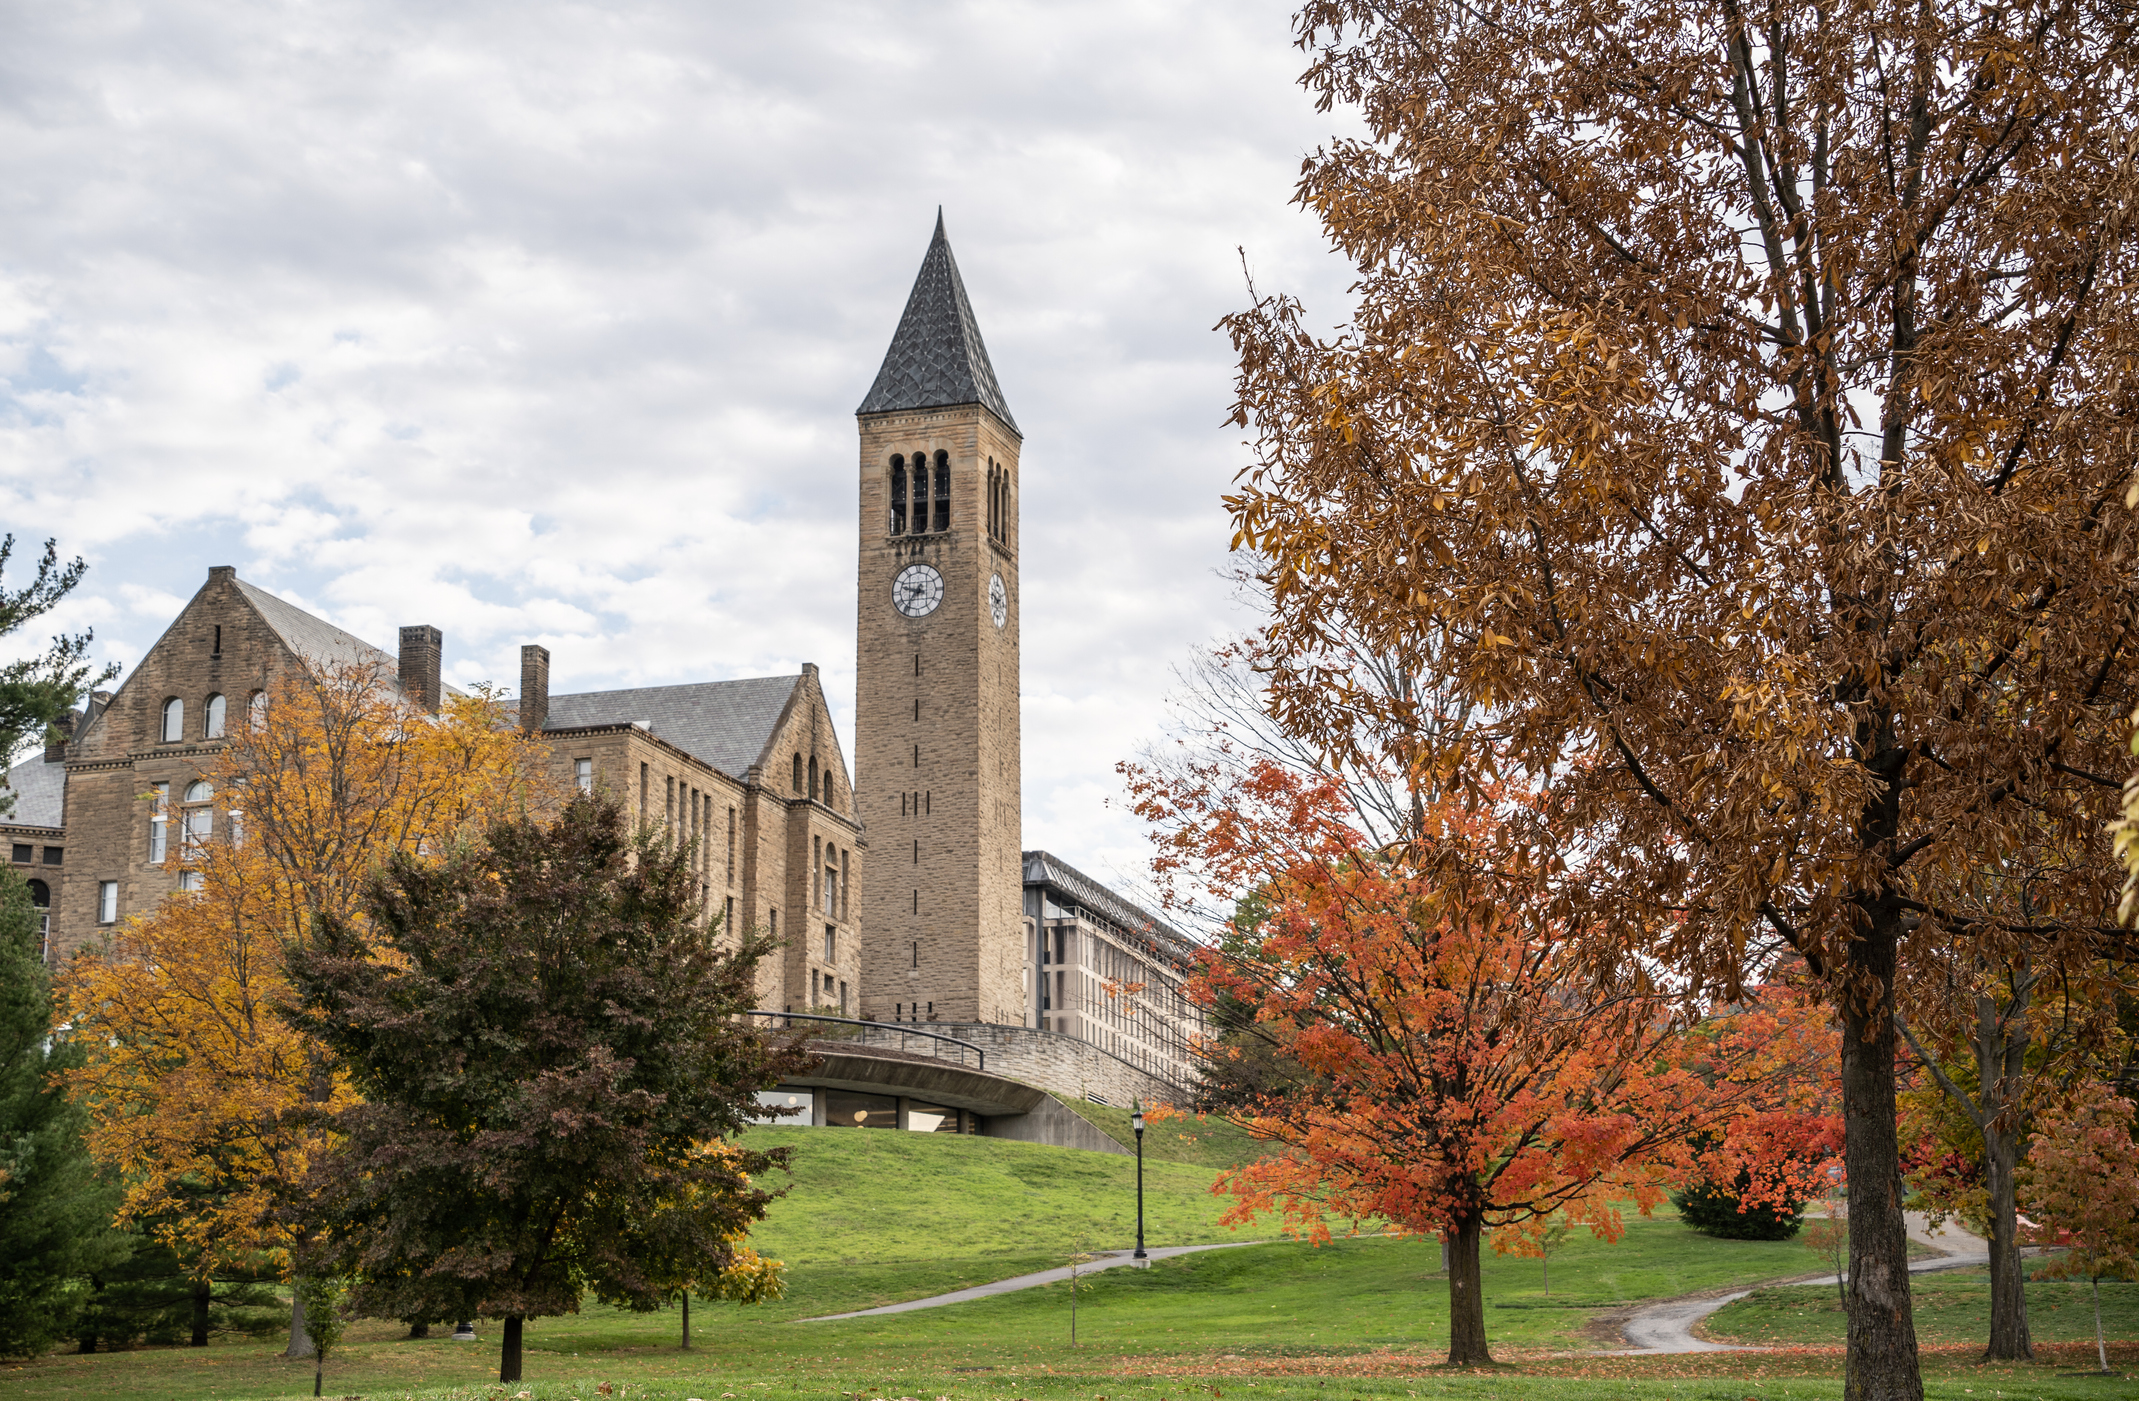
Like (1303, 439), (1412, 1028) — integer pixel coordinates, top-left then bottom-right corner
(1128, 754), (1836, 1363)
(56, 662), (557, 1309)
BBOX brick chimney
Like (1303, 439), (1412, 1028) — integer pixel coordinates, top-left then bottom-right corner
(519, 645), (550, 734)
(208, 565), (236, 583)
(398, 625), (443, 713)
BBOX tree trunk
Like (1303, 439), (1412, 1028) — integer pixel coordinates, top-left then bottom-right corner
(681, 1291), (691, 1351)
(406, 1320), (430, 1339)
(287, 1287), (316, 1360)
(190, 1278), (212, 1348)
(1981, 1126), (2032, 1360)
(1840, 919), (1923, 1401)
(1445, 1212), (1491, 1366)
(499, 1315), (524, 1383)
(2091, 1275), (2108, 1373)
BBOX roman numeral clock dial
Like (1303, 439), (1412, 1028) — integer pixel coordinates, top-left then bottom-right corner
(892, 563), (943, 618)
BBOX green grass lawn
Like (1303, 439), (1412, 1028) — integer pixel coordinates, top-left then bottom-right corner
(1707, 1264), (2139, 1348)
(736, 1123), (1242, 1263)
(4, 1126), (2130, 1401)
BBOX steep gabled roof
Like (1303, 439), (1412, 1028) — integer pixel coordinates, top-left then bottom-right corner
(232, 580), (396, 672)
(0, 751), (66, 828)
(543, 676), (805, 780)
(856, 210), (1019, 434)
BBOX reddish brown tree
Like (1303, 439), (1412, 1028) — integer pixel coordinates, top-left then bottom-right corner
(1222, 4), (2137, 1396)
(1129, 756), (1837, 1363)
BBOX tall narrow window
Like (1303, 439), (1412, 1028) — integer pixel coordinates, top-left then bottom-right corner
(640, 762), (649, 814)
(575, 758), (593, 794)
(666, 776), (675, 828)
(812, 836), (822, 910)
(98, 881), (118, 923)
(182, 780), (214, 854)
(793, 753), (804, 793)
(726, 807), (736, 882)
(809, 755), (819, 801)
(248, 691), (267, 731)
(911, 449), (929, 533)
(840, 848), (850, 920)
(933, 451), (951, 531)
(161, 698), (184, 742)
(769, 908), (778, 941)
(227, 804), (244, 849)
(203, 693), (226, 739)
(148, 783), (170, 864)
(212, 624), (222, 655)
(890, 455), (908, 534)
(824, 927), (836, 961)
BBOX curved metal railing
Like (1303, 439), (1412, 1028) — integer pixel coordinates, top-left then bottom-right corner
(745, 1011), (985, 1072)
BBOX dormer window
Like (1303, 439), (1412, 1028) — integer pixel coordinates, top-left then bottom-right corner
(161, 697), (184, 742)
(204, 693), (226, 739)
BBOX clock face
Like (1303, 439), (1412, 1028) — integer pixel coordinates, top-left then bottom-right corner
(989, 572), (1008, 629)
(892, 564), (944, 618)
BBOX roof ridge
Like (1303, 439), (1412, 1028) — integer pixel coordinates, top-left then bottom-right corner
(855, 212), (1019, 433)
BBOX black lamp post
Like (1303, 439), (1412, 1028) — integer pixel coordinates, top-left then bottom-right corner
(1131, 1100), (1147, 1262)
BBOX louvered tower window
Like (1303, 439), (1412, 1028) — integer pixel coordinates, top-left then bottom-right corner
(932, 451), (950, 531)
(889, 455), (908, 534)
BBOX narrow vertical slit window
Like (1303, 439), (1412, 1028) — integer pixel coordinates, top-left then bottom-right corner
(911, 449), (928, 532)
(809, 755), (819, 801)
(640, 763), (649, 814)
(840, 848), (850, 920)
(890, 455), (907, 534)
(727, 807), (736, 882)
(933, 451), (950, 531)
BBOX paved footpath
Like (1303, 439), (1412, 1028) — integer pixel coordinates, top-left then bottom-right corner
(1617, 1211), (1991, 1354)
(798, 1243), (1263, 1322)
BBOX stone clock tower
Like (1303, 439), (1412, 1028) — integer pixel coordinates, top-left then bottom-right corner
(854, 213), (1025, 1026)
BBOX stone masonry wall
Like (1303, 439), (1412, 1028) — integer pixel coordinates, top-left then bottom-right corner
(920, 1019), (1191, 1110)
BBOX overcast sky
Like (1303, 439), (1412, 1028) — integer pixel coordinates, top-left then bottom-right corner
(0, 0), (1359, 898)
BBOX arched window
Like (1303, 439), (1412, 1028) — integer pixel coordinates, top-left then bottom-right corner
(203, 693), (226, 739)
(161, 697), (184, 742)
(910, 449), (929, 533)
(182, 780), (214, 854)
(248, 691), (268, 730)
(27, 879), (48, 907)
(889, 455), (908, 534)
(793, 753), (805, 793)
(808, 755), (820, 802)
(933, 451), (951, 532)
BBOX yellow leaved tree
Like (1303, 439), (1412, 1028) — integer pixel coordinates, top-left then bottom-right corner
(56, 661), (558, 1330)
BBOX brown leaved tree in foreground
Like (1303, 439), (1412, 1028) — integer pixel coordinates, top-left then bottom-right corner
(1222, 4), (2137, 1398)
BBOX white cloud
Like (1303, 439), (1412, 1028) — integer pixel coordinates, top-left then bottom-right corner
(0, 0), (1360, 898)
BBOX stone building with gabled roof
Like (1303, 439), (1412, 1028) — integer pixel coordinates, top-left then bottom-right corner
(9, 565), (862, 1017)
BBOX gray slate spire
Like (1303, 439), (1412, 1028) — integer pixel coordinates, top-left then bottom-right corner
(857, 210), (1019, 434)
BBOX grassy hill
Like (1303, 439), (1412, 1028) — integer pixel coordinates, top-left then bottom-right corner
(736, 1118), (1244, 1264)
(10, 1122), (2128, 1401)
